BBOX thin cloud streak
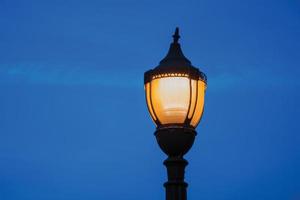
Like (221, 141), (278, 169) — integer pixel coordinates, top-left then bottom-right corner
(0, 64), (142, 88)
(209, 68), (300, 90)
(0, 64), (299, 90)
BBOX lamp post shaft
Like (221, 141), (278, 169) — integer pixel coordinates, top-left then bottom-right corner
(164, 157), (188, 200)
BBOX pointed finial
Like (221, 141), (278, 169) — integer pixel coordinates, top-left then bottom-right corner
(173, 27), (180, 43)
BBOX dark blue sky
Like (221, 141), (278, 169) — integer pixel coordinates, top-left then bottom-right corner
(0, 0), (299, 199)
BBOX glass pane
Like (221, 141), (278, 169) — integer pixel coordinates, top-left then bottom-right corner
(187, 79), (197, 119)
(151, 77), (190, 124)
(145, 83), (157, 121)
(191, 80), (206, 127)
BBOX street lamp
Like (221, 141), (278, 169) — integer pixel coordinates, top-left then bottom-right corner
(144, 28), (207, 200)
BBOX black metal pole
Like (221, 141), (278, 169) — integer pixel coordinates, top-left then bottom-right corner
(155, 128), (196, 200)
(164, 157), (188, 200)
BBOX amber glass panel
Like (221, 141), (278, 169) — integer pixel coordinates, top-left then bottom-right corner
(145, 83), (157, 121)
(187, 79), (197, 119)
(151, 77), (190, 124)
(191, 80), (206, 127)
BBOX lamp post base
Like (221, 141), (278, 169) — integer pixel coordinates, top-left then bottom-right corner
(164, 157), (188, 200)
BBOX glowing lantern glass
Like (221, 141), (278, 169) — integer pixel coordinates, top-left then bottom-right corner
(144, 28), (207, 129)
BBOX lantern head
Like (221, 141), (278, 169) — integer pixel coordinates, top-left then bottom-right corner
(144, 28), (207, 131)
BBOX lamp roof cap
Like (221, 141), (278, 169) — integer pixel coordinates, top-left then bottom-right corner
(144, 28), (207, 84)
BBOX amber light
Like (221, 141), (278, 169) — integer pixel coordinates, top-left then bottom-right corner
(145, 75), (206, 128)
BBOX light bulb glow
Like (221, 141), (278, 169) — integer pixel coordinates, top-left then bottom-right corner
(145, 75), (206, 127)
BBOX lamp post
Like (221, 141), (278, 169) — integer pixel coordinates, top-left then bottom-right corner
(144, 28), (207, 200)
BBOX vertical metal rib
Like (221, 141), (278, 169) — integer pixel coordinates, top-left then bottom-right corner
(189, 80), (199, 124)
(185, 78), (193, 125)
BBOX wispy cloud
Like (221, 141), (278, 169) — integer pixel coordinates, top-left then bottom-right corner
(0, 63), (299, 90)
(0, 64), (142, 88)
(209, 67), (300, 91)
